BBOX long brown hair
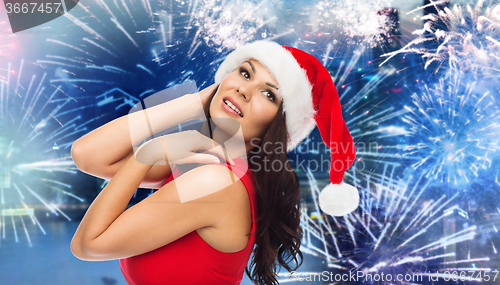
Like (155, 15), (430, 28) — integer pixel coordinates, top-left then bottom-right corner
(200, 86), (303, 284)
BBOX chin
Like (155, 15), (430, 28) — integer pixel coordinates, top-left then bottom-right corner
(210, 106), (244, 136)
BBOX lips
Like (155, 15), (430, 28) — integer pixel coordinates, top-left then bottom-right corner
(222, 96), (244, 117)
(221, 100), (242, 117)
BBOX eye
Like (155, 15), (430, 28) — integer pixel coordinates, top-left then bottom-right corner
(263, 90), (275, 102)
(239, 67), (250, 80)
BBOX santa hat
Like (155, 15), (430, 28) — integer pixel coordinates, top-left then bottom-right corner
(214, 40), (359, 217)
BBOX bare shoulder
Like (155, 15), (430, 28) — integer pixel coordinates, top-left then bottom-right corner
(168, 164), (250, 206)
(157, 165), (250, 228)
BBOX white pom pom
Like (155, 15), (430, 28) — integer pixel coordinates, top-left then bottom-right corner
(318, 182), (359, 216)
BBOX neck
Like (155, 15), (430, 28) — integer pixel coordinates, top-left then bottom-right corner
(211, 125), (252, 161)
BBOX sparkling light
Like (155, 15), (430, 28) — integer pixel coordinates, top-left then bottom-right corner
(395, 76), (500, 185)
(313, 0), (396, 47)
(296, 163), (489, 283)
(0, 60), (85, 245)
(187, 0), (276, 52)
(381, 0), (500, 78)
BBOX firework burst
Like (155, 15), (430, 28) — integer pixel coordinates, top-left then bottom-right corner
(186, 0), (280, 52)
(40, 0), (177, 112)
(380, 0), (500, 78)
(311, 0), (397, 47)
(388, 76), (500, 185)
(295, 162), (491, 284)
(0, 60), (86, 246)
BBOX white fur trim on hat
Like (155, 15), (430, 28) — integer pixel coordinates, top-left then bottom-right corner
(318, 182), (360, 216)
(214, 41), (316, 152)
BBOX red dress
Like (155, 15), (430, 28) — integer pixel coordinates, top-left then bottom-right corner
(119, 158), (257, 285)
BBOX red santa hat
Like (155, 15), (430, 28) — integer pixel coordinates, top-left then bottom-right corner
(214, 40), (359, 217)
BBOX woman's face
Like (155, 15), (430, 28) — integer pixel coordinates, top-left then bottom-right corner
(209, 59), (283, 143)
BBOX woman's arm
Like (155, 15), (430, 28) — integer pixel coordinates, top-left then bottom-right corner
(70, 154), (245, 260)
(71, 92), (207, 189)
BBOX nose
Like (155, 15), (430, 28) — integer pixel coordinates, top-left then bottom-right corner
(237, 83), (251, 101)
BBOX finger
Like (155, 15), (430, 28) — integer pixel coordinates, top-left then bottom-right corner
(207, 144), (235, 166)
(175, 153), (220, 165)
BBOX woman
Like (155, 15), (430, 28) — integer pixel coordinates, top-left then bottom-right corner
(70, 40), (359, 285)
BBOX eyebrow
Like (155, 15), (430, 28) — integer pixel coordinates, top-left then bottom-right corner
(266, 82), (279, 91)
(244, 60), (256, 73)
(244, 61), (280, 91)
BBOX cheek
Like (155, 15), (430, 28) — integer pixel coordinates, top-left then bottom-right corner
(219, 74), (238, 90)
(246, 104), (277, 131)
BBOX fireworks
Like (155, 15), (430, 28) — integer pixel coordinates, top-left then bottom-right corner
(40, 0), (170, 110)
(187, 0), (277, 52)
(380, 0), (500, 78)
(393, 76), (500, 185)
(296, 162), (490, 284)
(313, 0), (396, 47)
(0, 60), (85, 245)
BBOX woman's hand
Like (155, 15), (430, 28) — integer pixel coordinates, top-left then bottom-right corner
(134, 130), (235, 167)
(198, 83), (219, 106)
